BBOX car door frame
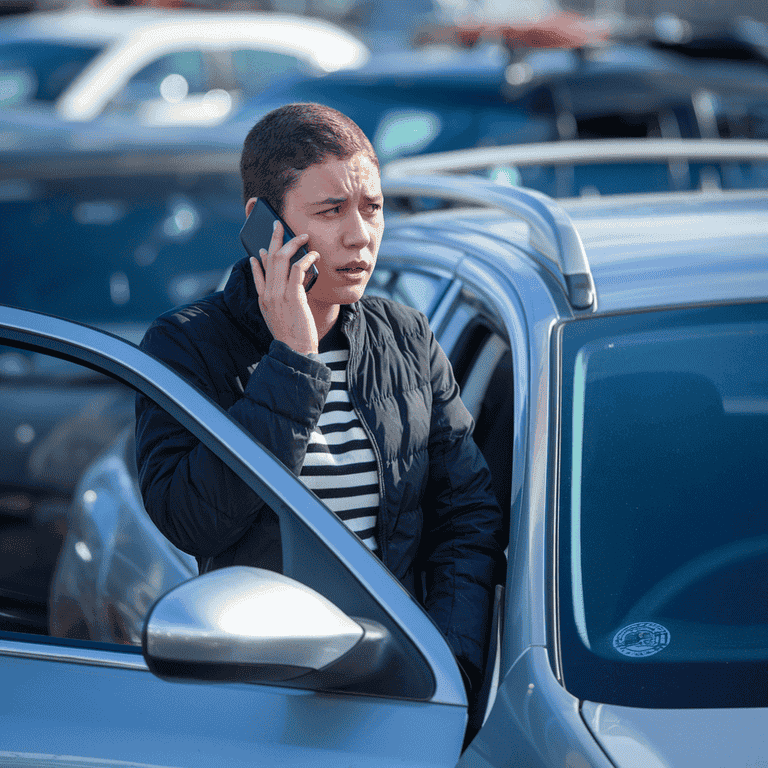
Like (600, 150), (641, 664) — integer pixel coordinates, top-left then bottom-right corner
(0, 304), (468, 767)
(376, 229), (617, 766)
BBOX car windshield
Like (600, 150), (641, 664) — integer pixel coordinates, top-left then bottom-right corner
(0, 167), (243, 334)
(0, 41), (103, 104)
(558, 302), (768, 708)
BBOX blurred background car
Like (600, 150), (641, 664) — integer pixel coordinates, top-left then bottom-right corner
(0, 136), (241, 518)
(0, 7), (369, 125)
(229, 38), (768, 197)
(0, 134), (241, 634)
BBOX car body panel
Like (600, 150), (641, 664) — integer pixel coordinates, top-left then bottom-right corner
(391, 189), (768, 315)
(49, 426), (196, 644)
(459, 647), (613, 768)
(1, 642), (464, 768)
(565, 191), (768, 312)
(582, 701), (768, 768)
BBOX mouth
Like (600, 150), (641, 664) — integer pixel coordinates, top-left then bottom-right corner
(337, 263), (369, 274)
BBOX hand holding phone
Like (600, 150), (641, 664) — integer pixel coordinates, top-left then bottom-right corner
(240, 197), (318, 292)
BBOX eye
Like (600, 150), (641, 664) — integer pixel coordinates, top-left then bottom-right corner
(320, 205), (342, 216)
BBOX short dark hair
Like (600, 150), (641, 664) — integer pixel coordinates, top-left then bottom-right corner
(240, 102), (379, 214)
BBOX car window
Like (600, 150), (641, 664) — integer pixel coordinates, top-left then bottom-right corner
(126, 50), (208, 96)
(436, 289), (514, 525)
(231, 49), (311, 97)
(0, 169), (243, 329)
(373, 109), (443, 163)
(365, 267), (450, 318)
(0, 342), (142, 645)
(558, 301), (768, 708)
(0, 40), (103, 105)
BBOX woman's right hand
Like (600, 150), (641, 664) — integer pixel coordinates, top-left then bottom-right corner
(249, 220), (321, 355)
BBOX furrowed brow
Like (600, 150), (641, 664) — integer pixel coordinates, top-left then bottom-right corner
(310, 197), (346, 207)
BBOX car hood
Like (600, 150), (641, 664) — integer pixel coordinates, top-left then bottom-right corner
(582, 701), (768, 767)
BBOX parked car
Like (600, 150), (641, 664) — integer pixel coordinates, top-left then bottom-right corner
(230, 40), (768, 196)
(0, 8), (369, 125)
(0, 138), (762, 765)
(0, 139), (242, 533)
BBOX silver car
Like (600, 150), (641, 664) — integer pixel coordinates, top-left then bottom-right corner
(4, 139), (768, 766)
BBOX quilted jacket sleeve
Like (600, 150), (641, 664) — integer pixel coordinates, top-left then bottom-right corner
(135, 316), (331, 560)
(420, 328), (506, 694)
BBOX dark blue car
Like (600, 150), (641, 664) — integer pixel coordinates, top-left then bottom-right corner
(230, 41), (768, 197)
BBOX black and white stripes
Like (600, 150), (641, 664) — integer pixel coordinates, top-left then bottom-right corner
(299, 347), (380, 553)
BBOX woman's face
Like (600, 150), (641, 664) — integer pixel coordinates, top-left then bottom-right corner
(279, 152), (385, 310)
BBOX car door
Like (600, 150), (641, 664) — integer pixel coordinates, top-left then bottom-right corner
(0, 305), (468, 767)
(372, 246), (527, 735)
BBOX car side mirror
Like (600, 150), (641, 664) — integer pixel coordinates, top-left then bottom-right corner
(142, 566), (396, 691)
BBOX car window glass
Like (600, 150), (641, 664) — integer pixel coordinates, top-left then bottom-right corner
(474, 106), (557, 148)
(365, 268), (450, 318)
(0, 170), (243, 329)
(373, 110), (443, 163)
(0, 41), (102, 104)
(558, 302), (768, 708)
(0, 343), (143, 645)
(0, 341), (363, 652)
(128, 50), (207, 95)
(439, 290), (513, 520)
(231, 49), (310, 97)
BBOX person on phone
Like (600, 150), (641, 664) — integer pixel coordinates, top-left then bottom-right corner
(135, 103), (505, 701)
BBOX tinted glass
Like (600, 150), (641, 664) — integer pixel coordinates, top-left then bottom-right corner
(127, 50), (207, 94)
(0, 169), (243, 329)
(0, 41), (102, 103)
(365, 268), (449, 318)
(558, 302), (768, 708)
(0, 342), (141, 641)
(231, 49), (310, 97)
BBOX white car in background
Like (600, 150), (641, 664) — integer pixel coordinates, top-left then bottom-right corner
(0, 8), (369, 125)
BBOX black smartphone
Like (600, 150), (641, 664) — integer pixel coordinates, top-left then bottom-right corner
(240, 197), (318, 293)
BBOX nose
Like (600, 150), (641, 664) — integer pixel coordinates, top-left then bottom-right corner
(342, 209), (371, 249)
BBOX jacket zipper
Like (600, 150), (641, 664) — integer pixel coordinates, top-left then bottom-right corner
(341, 310), (388, 567)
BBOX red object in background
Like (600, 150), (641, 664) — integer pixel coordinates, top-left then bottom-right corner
(416, 12), (610, 50)
(88, 0), (265, 8)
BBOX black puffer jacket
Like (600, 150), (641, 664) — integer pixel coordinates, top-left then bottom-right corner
(135, 256), (504, 689)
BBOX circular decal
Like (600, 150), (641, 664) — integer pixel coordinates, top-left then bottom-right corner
(612, 622), (670, 658)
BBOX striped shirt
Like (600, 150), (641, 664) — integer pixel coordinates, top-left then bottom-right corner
(299, 327), (380, 553)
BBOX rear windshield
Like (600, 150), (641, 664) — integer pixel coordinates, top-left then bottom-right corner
(558, 302), (768, 708)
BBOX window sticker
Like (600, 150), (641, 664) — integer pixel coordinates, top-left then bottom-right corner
(613, 622), (670, 658)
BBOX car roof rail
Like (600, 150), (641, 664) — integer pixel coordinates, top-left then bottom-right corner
(382, 138), (768, 180)
(381, 174), (595, 310)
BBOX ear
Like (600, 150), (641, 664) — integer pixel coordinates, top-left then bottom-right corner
(245, 197), (258, 218)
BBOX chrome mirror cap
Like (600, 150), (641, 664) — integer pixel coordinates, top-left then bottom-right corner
(143, 566), (364, 683)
